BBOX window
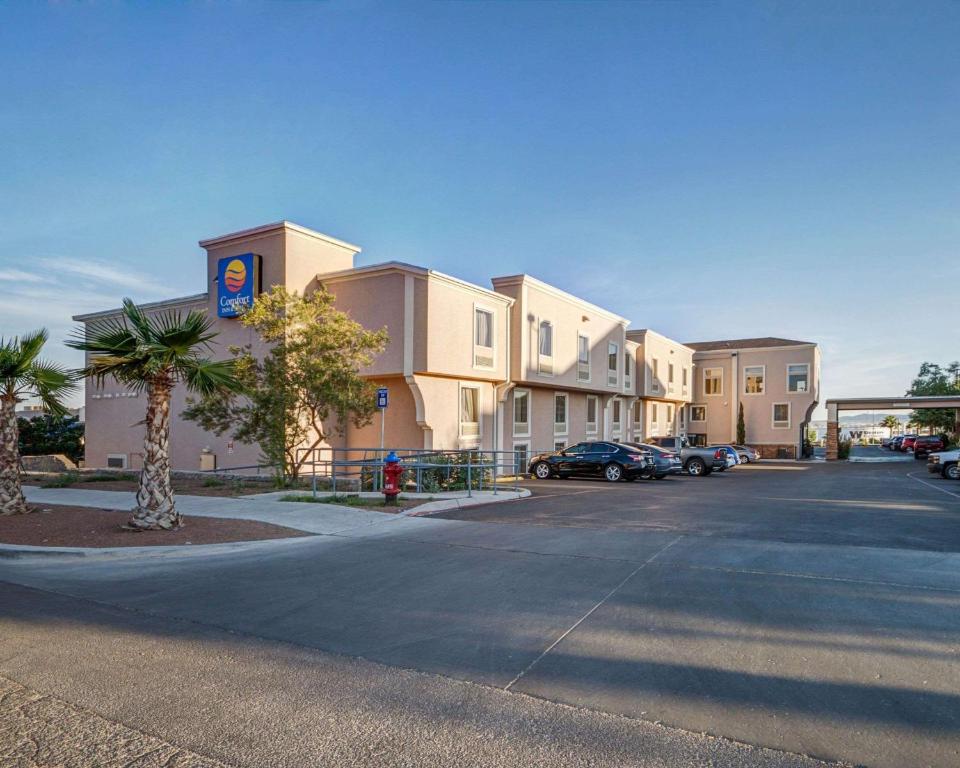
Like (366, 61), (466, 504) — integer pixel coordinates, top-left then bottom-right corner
(744, 365), (765, 395)
(632, 402), (642, 426)
(577, 334), (590, 382)
(788, 364), (810, 393)
(773, 402), (791, 429)
(679, 406), (686, 429)
(607, 342), (619, 386)
(704, 367), (722, 395)
(690, 405), (706, 422)
(682, 366), (689, 395)
(106, 454), (127, 469)
(554, 440), (566, 452)
(612, 400), (622, 432)
(668, 363), (675, 392)
(513, 389), (530, 437)
(586, 395), (599, 434)
(513, 442), (530, 475)
(666, 404), (674, 434)
(473, 307), (494, 369)
(538, 320), (554, 375)
(650, 403), (658, 423)
(460, 386), (480, 438)
(651, 358), (660, 392)
(554, 392), (568, 435)
(623, 350), (633, 390)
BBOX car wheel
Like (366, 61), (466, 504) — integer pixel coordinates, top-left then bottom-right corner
(945, 463), (960, 480)
(739, 454), (750, 464)
(686, 458), (706, 476)
(533, 462), (551, 480)
(603, 463), (623, 482)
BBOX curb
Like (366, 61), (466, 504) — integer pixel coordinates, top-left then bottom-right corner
(403, 488), (531, 517)
(0, 535), (321, 561)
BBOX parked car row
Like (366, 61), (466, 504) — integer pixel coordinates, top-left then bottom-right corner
(526, 436), (760, 482)
(885, 434), (948, 458)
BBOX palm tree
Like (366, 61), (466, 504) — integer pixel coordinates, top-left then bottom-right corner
(880, 414), (900, 436)
(1, 329), (75, 516)
(68, 299), (243, 531)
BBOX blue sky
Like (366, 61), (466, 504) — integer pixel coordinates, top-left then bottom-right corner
(1, 1), (958, 416)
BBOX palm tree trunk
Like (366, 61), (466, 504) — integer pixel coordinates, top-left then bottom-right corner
(130, 377), (179, 530)
(0, 396), (29, 516)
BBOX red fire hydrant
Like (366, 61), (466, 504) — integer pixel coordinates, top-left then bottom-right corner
(382, 451), (403, 505)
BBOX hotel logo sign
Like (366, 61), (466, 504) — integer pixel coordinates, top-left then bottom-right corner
(217, 253), (261, 318)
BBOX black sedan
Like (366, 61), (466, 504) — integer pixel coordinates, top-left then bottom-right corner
(621, 442), (684, 479)
(528, 441), (655, 482)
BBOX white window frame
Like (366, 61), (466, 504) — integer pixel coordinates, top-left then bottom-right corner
(512, 388), (531, 438)
(538, 319), (554, 376)
(472, 303), (496, 371)
(577, 333), (591, 383)
(651, 358), (661, 393)
(704, 367), (723, 396)
(512, 441), (531, 475)
(682, 366), (689, 396)
(668, 362), (675, 393)
(611, 399), (622, 434)
(586, 394), (599, 435)
(106, 453), (128, 469)
(554, 440), (567, 452)
(649, 402), (659, 436)
(607, 342), (619, 387)
(666, 404), (674, 434)
(553, 392), (568, 436)
(632, 401), (642, 427)
(623, 350), (633, 391)
(743, 365), (765, 395)
(787, 363), (811, 393)
(459, 384), (481, 440)
(689, 404), (706, 422)
(772, 402), (791, 429)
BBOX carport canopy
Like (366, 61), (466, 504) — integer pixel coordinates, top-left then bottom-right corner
(825, 395), (960, 460)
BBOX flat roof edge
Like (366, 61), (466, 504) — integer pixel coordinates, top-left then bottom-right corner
(73, 293), (209, 322)
(199, 220), (361, 252)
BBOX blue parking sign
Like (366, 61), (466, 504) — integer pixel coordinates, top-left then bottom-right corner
(377, 387), (388, 409)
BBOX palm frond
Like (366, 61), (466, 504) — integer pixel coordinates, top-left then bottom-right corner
(13, 329), (49, 375)
(179, 357), (245, 398)
(24, 361), (77, 416)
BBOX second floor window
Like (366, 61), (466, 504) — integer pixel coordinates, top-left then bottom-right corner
(474, 308), (494, 368)
(652, 358), (660, 392)
(682, 366), (689, 393)
(744, 365), (765, 394)
(788, 364), (810, 393)
(704, 367), (722, 395)
(539, 320), (554, 375)
(624, 351), (633, 389)
(607, 342), (619, 386)
(577, 334), (590, 381)
(668, 363), (674, 391)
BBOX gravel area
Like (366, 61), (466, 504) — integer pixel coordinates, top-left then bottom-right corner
(0, 674), (230, 767)
(0, 505), (311, 547)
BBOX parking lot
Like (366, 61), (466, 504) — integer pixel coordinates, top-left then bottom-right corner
(441, 458), (960, 552)
(2, 459), (959, 767)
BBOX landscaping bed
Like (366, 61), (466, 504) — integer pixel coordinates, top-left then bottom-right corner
(0, 505), (310, 548)
(279, 493), (428, 512)
(22, 472), (277, 497)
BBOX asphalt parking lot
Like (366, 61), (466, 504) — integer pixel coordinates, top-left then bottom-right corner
(2, 458), (959, 767)
(439, 458), (960, 552)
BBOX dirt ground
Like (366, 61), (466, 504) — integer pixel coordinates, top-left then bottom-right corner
(0, 505), (311, 548)
(21, 474), (279, 497)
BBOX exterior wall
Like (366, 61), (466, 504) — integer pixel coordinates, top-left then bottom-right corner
(689, 344), (820, 456)
(628, 330), (694, 404)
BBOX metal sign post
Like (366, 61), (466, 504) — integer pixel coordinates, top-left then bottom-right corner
(377, 387), (388, 452)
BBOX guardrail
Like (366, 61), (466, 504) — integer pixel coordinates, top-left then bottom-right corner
(294, 447), (528, 499)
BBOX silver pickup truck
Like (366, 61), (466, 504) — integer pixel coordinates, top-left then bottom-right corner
(646, 436), (728, 476)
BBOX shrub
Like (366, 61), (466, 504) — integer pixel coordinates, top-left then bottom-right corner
(837, 437), (853, 460)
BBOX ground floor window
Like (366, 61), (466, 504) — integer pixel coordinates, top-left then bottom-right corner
(687, 433), (707, 447)
(690, 404), (706, 422)
(554, 440), (566, 452)
(460, 385), (480, 438)
(586, 395), (598, 434)
(773, 402), (791, 429)
(513, 442), (530, 475)
(612, 399), (622, 432)
(513, 388), (530, 437)
(554, 392), (568, 435)
(106, 453), (127, 469)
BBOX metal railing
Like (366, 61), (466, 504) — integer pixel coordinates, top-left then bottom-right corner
(294, 447), (528, 499)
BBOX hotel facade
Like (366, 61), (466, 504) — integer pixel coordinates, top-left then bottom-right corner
(75, 221), (820, 471)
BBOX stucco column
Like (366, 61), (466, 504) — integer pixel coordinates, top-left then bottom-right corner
(826, 402), (839, 461)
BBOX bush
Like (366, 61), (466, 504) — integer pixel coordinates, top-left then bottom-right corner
(837, 437), (853, 460)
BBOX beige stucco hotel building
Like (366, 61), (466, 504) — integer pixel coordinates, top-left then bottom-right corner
(76, 221), (820, 471)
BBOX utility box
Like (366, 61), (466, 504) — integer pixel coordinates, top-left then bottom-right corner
(199, 450), (217, 472)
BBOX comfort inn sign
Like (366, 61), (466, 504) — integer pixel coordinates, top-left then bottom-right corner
(217, 252), (261, 318)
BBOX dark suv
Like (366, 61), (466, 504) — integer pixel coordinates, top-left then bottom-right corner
(528, 441), (655, 482)
(913, 435), (947, 459)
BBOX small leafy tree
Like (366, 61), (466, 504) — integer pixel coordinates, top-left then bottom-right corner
(0, 329), (76, 515)
(736, 402), (746, 445)
(18, 414), (84, 464)
(183, 286), (388, 483)
(906, 362), (960, 436)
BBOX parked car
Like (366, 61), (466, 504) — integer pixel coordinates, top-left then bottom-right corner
(710, 445), (740, 470)
(880, 437), (894, 449)
(733, 444), (760, 463)
(913, 435), (948, 459)
(646, 436), (728, 476)
(621, 442), (683, 479)
(889, 435), (905, 451)
(927, 449), (960, 480)
(899, 435), (918, 452)
(528, 441), (655, 482)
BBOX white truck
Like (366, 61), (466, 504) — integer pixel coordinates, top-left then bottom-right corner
(927, 449), (960, 480)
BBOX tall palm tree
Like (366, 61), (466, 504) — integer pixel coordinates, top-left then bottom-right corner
(0, 329), (75, 516)
(68, 299), (243, 530)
